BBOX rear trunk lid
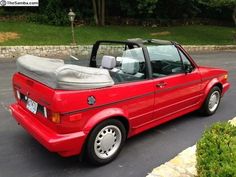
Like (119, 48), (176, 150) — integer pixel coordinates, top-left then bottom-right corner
(12, 73), (61, 131)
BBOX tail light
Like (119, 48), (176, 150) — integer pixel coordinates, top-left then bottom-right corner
(43, 107), (82, 124)
(50, 112), (61, 123)
(43, 108), (82, 123)
(47, 110), (61, 124)
(47, 112), (81, 124)
(49, 112), (61, 124)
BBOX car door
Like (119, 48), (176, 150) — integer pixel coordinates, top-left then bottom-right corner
(148, 45), (202, 120)
(100, 46), (156, 130)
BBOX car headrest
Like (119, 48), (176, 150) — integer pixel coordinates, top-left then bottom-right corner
(121, 58), (140, 75)
(122, 48), (144, 61)
(101, 55), (116, 69)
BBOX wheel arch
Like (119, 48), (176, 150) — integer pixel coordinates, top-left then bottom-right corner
(200, 78), (223, 108)
(83, 108), (130, 135)
(203, 78), (223, 99)
(200, 82), (222, 116)
(213, 83), (223, 94)
(113, 116), (130, 137)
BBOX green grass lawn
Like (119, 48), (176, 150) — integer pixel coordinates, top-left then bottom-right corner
(0, 21), (235, 45)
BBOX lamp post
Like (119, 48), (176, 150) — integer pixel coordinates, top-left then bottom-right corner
(68, 9), (76, 45)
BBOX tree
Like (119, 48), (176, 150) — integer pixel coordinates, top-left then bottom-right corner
(156, 0), (200, 19)
(92, 0), (105, 26)
(136, 0), (159, 15)
(92, 0), (159, 25)
(120, 0), (159, 18)
(198, 0), (236, 26)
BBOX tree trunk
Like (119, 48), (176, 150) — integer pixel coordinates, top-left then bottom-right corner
(98, 0), (101, 25)
(101, 0), (105, 26)
(92, 0), (105, 26)
(92, 0), (99, 25)
(233, 6), (236, 26)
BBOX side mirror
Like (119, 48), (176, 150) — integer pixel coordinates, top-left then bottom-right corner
(184, 65), (193, 73)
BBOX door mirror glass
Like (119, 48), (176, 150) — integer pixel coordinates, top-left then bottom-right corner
(184, 64), (193, 73)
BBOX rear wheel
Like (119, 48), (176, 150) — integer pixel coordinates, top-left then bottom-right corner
(200, 86), (221, 116)
(86, 119), (126, 165)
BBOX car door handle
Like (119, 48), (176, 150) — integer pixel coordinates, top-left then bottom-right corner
(156, 82), (167, 88)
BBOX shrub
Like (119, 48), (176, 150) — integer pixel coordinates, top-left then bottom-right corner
(26, 14), (49, 24)
(27, 0), (80, 26)
(196, 122), (236, 177)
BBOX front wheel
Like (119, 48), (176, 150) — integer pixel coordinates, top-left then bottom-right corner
(200, 86), (221, 116)
(86, 119), (126, 165)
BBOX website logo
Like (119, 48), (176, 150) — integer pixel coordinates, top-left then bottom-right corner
(0, 0), (7, 6)
(0, 0), (38, 6)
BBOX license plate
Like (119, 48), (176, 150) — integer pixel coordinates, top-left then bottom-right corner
(26, 98), (38, 114)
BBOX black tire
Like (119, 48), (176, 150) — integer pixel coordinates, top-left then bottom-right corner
(86, 119), (126, 165)
(200, 86), (221, 116)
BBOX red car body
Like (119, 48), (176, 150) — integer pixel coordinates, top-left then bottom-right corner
(10, 40), (230, 159)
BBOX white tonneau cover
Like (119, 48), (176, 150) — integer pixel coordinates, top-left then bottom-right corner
(16, 55), (114, 90)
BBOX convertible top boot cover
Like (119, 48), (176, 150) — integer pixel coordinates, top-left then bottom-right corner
(55, 64), (115, 90)
(16, 55), (64, 88)
(16, 55), (114, 90)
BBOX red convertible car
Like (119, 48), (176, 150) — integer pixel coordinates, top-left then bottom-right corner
(10, 39), (230, 165)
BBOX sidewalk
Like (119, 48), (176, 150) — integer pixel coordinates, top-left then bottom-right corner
(147, 117), (236, 177)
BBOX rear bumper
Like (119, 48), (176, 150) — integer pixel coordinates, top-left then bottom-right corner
(10, 103), (87, 157)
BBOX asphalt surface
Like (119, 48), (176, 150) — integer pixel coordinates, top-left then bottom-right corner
(0, 51), (236, 177)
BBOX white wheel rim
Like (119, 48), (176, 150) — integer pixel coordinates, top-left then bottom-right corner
(94, 125), (122, 159)
(208, 91), (220, 112)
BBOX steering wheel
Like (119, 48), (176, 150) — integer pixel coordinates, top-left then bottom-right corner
(160, 60), (172, 73)
(139, 62), (146, 73)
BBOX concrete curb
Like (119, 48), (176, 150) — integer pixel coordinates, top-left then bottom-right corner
(0, 45), (236, 59)
(147, 145), (197, 177)
(146, 117), (236, 177)
(183, 45), (236, 52)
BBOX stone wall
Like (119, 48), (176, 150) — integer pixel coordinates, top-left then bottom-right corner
(0, 45), (93, 59)
(0, 45), (236, 59)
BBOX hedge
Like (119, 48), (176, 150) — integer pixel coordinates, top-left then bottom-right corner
(196, 122), (236, 177)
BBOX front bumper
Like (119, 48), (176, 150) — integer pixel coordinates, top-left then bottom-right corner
(10, 103), (87, 157)
(222, 82), (230, 96)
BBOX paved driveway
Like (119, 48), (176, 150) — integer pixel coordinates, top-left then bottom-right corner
(0, 51), (235, 177)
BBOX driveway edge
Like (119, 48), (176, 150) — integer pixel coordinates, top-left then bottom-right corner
(147, 145), (197, 177)
(183, 45), (236, 52)
(146, 117), (236, 177)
